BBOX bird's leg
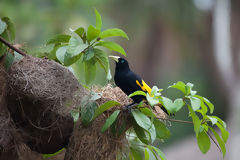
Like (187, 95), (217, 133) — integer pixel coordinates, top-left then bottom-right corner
(123, 102), (138, 112)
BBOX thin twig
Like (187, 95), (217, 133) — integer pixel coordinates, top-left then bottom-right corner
(0, 36), (27, 56)
(158, 117), (193, 124)
(206, 130), (221, 152)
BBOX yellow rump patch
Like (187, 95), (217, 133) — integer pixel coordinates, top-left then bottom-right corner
(136, 80), (152, 95)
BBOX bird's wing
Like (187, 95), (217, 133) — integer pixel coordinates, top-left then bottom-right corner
(127, 72), (152, 95)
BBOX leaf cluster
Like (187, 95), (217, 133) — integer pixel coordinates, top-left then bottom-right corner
(129, 81), (228, 158)
(45, 9), (128, 85)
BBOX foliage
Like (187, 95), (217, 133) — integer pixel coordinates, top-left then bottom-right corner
(128, 81), (228, 158)
(127, 132), (166, 160)
(0, 12), (229, 160)
(45, 9), (128, 85)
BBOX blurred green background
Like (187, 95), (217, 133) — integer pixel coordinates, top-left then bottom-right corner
(1, 0), (237, 159)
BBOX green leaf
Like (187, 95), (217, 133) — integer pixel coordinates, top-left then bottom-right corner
(99, 28), (129, 40)
(147, 148), (157, 160)
(216, 122), (229, 143)
(190, 97), (201, 111)
(147, 146), (158, 160)
(150, 86), (163, 96)
(43, 148), (65, 159)
(13, 51), (24, 61)
(132, 110), (156, 143)
(188, 105), (201, 135)
(201, 124), (209, 132)
(168, 81), (186, 95)
(56, 46), (68, 64)
(93, 100), (120, 120)
(202, 97), (214, 114)
(196, 99), (208, 116)
(148, 146), (166, 160)
(130, 146), (144, 160)
(80, 96), (98, 126)
(48, 44), (60, 60)
(94, 48), (109, 73)
(2, 17), (15, 41)
(84, 57), (96, 85)
(71, 110), (79, 123)
(4, 52), (14, 70)
(209, 127), (226, 158)
(71, 57), (85, 82)
(47, 34), (71, 45)
(74, 27), (85, 38)
(146, 93), (159, 106)
(96, 41), (126, 56)
(133, 120), (150, 144)
(83, 46), (94, 61)
(153, 119), (171, 139)
(116, 119), (127, 136)
(101, 110), (120, 133)
(161, 97), (173, 113)
(0, 18), (7, 34)
(64, 51), (83, 66)
(207, 116), (218, 125)
(197, 131), (211, 154)
(210, 116), (227, 128)
(106, 68), (112, 80)
(139, 107), (156, 117)
(186, 82), (197, 96)
(161, 97), (184, 113)
(74, 27), (87, 43)
(89, 91), (101, 101)
(87, 25), (100, 43)
(94, 8), (102, 30)
(194, 95), (214, 114)
(129, 91), (146, 98)
(55, 38), (86, 66)
(110, 120), (118, 136)
(144, 148), (150, 160)
(68, 36), (88, 55)
(173, 98), (185, 112)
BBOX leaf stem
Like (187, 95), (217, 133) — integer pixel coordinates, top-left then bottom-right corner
(158, 118), (193, 124)
(205, 129), (221, 152)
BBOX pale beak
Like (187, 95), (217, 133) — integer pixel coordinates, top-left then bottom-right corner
(109, 56), (120, 62)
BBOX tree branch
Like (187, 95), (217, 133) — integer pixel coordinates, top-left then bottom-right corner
(0, 36), (27, 57)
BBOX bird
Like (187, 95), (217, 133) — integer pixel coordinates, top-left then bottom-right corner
(109, 56), (168, 114)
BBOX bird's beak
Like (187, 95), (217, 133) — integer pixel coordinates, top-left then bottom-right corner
(109, 56), (120, 62)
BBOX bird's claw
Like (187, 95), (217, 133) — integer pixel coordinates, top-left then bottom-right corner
(123, 103), (138, 113)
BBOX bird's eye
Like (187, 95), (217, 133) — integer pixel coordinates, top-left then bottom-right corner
(120, 59), (125, 63)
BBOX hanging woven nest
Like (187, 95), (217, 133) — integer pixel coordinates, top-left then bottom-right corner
(6, 55), (86, 154)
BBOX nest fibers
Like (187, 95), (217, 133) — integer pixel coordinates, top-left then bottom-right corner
(65, 84), (167, 160)
(7, 56), (85, 115)
(6, 56), (86, 154)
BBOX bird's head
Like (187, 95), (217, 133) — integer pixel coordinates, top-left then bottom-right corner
(109, 56), (129, 71)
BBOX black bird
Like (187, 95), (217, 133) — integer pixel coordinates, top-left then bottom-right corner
(110, 56), (167, 113)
